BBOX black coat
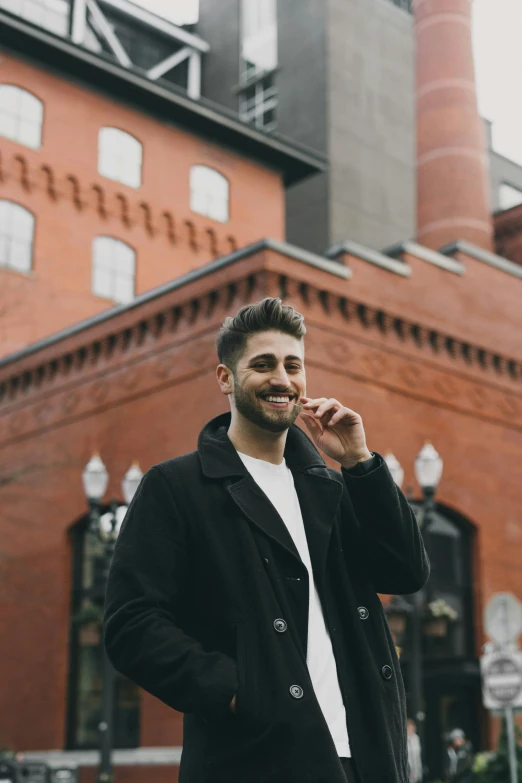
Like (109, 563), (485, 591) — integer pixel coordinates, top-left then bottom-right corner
(104, 413), (429, 783)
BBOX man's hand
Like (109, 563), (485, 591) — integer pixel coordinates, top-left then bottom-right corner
(299, 397), (372, 469)
(229, 694), (237, 713)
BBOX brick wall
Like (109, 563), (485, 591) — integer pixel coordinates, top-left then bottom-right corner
(0, 53), (285, 357)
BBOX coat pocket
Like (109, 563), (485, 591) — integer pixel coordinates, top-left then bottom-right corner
(233, 622), (269, 734)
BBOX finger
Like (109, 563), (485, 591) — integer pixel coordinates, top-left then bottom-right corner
(314, 398), (341, 420)
(303, 397), (327, 410)
(328, 408), (361, 427)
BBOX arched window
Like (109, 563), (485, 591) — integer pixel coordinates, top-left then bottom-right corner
(0, 200), (35, 273)
(190, 165), (229, 223)
(66, 515), (140, 749)
(98, 128), (142, 188)
(92, 237), (135, 304)
(0, 85), (43, 149)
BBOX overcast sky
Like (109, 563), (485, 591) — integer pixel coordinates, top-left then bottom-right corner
(141, 0), (522, 165)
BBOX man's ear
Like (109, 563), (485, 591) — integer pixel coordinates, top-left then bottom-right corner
(216, 364), (234, 396)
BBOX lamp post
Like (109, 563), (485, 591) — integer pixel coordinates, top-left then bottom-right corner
(385, 444), (443, 768)
(82, 455), (143, 783)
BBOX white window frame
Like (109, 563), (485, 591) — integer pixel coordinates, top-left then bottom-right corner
(190, 165), (230, 224)
(0, 84), (44, 149)
(98, 127), (143, 189)
(91, 236), (136, 304)
(239, 76), (277, 132)
(0, 200), (35, 274)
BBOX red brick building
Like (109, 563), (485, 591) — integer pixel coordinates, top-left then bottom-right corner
(1, 2), (522, 782)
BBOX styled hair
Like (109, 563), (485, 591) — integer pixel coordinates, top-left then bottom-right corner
(216, 298), (306, 370)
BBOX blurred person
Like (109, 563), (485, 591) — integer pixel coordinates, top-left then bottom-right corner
(445, 728), (474, 783)
(407, 718), (423, 783)
(104, 298), (429, 783)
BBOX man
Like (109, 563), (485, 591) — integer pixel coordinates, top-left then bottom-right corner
(104, 298), (429, 783)
(407, 719), (423, 783)
(445, 729), (474, 783)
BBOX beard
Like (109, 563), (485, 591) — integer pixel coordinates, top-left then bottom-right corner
(232, 377), (301, 433)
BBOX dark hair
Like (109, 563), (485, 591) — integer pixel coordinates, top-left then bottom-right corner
(216, 298), (306, 370)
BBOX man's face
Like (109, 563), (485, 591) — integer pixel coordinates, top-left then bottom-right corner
(229, 331), (306, 433)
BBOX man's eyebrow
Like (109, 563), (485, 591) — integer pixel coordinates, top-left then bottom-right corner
(247, 353), (303, 363)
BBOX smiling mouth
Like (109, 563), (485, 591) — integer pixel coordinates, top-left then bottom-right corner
(260, 394), (295, 407)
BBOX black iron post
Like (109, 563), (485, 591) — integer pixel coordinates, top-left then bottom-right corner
(89, 499), (118, 783)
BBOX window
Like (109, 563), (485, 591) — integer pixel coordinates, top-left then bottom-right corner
(239, 75), (277, 132)
(0, 200), (35, 273)
(239, 0), (278, 131)
(66, 517), (140, 749)
(98, 128), (142, 189)
(0, 85), (43, 149)
(240, 0), (277, 79)
(190, 165), (229, 223)
(92, 237), (135, 304)
(499, 183), (522, 211)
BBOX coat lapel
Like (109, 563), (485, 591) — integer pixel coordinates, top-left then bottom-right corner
(228, 476), (301, 562)
(293, 468), (344, 581)
(198, 412), (344, 570)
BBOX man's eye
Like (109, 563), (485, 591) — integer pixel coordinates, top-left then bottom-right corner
(254, 363), (269, 369)
(287, 365), (301, 371)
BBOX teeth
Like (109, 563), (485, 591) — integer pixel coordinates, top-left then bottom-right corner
(266, 396), (290, 403)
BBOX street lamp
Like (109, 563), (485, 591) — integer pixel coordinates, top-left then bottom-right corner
(82, 455), (143, 783)
(384, 451), (404, 489)
(387, 442), (443, 772)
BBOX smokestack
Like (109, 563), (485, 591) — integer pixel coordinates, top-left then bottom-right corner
(414, 0), (493, 251)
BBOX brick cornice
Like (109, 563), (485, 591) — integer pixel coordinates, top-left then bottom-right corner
(0, 145), (239, 258)
(1, 258), (522, 445)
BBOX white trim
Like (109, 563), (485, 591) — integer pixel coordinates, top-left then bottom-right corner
(326, 241), (412, 277)
(384, 241), (465, 275)
(99, 0), (209, 52)
(440, 240), (522, 280)
(146, 46), (191, 80)
(187, 51), (201, 100)
(86, 0), (131, 67)
(21, 748), (182, 767)
(264, 238), (352, 279)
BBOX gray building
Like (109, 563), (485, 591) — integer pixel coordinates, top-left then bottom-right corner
(197, 0), (522, 253)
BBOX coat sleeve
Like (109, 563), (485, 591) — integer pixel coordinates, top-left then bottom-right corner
(104, 465), (238, 717)
(341, 454), (430, 594)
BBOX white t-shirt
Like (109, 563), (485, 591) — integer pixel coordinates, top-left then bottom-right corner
(237, 451), (351, 758)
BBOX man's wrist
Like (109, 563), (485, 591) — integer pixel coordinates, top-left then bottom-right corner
(340, 449), (373, 470)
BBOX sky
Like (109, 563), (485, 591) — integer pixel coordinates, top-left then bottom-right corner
(138, 0), (522, 166)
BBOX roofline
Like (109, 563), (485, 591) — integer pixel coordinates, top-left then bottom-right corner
(0, 239), (347, 370)
(0, 11), (326, 186)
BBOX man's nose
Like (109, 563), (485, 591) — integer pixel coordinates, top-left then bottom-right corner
(269, 366), (290, 388)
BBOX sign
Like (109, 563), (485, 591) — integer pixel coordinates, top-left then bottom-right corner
(485, 593), (522, 647)
(481, 651), (522, 709)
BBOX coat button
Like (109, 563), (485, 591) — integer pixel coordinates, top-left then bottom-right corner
(273, 618), (287, 633)
(289, 685), (304, 699)
(357, 606), (369, 620)
(381, 665), (393, 681)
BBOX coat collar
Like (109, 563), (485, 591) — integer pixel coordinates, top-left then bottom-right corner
(198, 413), (344, 573)
(198, 412), (328, 478)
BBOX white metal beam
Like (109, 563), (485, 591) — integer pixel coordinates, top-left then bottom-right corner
(146, 46), (191, 81)
(71, 0), (87, 44)
(187, 51), (201, 100)
(86, 0), (132, 67)
(99, 0), (210, 52)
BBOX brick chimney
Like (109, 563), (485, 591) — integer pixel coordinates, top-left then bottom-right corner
(414, 0), (493, 251)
